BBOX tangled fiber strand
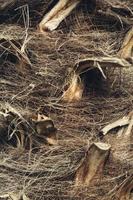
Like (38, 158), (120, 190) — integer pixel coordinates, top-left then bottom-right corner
(0, 0), (133, 199)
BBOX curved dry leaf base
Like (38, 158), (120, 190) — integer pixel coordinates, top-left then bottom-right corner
(62, 74), (84, 102)
(39, 0), (81, 32)
(118, 27), (133, 59)
(100, 110), (133, 136)
(101, 116), (130, 136)
(62, 56), (131, 102)
(75, 142), (111, 186)
(74, 57), (131, 74)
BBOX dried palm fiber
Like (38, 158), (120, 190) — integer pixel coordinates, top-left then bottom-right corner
(0, 0), (133, 199)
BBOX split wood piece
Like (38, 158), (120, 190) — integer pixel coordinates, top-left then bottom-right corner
(116, 174), (133, 200)
(100, 111), (133, 136)
(62, 74), (84, 102)
(118, 27), (133, 59)
(33, 113), (58, 145)
(19, 113), (57, 146)
(75, 142), (111, 186)
(0, 106), (33, 149)
(0, 104), (57, 147)
(39, 0), (81, 32)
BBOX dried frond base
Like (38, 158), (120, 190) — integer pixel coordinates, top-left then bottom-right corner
(75, 142), (111, 186)
(39, 0), (81, 32)
(62, 74), (84, 102)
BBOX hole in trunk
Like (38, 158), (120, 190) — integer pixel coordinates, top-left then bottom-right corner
(79, 68), (106, 96)
(63, 65), (109, 102)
